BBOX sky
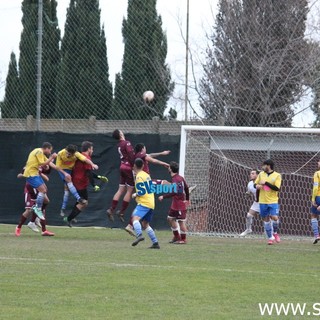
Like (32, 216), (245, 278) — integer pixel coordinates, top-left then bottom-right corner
(0, 0), (318, 126)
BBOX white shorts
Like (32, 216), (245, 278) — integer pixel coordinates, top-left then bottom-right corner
(250, 201), (260, 213)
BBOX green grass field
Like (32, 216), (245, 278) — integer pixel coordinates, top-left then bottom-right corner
(0, 224), (318, 320)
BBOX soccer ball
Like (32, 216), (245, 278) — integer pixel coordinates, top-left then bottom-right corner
(142, 91), (154, 103)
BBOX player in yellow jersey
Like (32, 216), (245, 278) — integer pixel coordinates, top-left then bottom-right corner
(56, 144), (98, 216)
(311, 160), (320, 244)
(255, 159), (282, 245)
(22, 142), (60, 220)
(130, 158), (160, 249)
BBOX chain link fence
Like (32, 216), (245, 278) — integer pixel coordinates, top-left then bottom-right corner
(0, 0), (320, 133)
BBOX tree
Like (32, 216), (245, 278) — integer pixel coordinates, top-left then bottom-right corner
(200, 0), (310, 127)
(2, 53), (19, 118)
(55, 0), (112, 119)
(17, 0), (60, 118)
(112, 0), (174, 120)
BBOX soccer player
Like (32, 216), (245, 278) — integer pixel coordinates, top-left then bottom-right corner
(255, 159), (282, 245)
(56, 144), (98, 216)
(123, 143), (170, 236)
(63, 141), (108, 227)
(310, 159), (320, 244)
(106, 129), (135, 222)
(16, 166), (55, 236)
(158, 161), (190, 244)
(131, 158), (160, 249)
(240, 169), (260, 237)
(22, 142), (58, 220)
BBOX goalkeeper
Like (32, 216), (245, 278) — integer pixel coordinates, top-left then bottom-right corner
(63, 141), (108, 227)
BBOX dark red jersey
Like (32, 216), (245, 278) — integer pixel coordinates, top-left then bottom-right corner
(118, 140), (135, 167)
(135, 151), (150, 174)
(72, 153), (92, 190)
(163, 174), (189, 211)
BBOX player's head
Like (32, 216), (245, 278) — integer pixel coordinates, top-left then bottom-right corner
(169, 161), (179, 174)
(262, 159), (274, 172)
(81, 141), (93, 155)
(112, 129), (124, 140)
(65, 144), (77, 157)
(135, 143), (146, 153)
(133, 158), (144, 172)
(250, 169), (259, 180)
(42, 142), (53, 156)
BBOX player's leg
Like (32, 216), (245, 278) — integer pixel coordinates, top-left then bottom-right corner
(64, 189), (88, 227)
(310, 197), (320, 244)
(28, 176), (47, 220)
(116, 169), (135, 222)
(240, 206), (258, 236)
(270, 204), (280, 243)
(60, 186), (70, 217)
(107, 185), (126, 221)
(16, 207), (33, 236)
(168, 214), (181, 243)
(62, 171), (87, 205)
(131, 206), (147, 246)
(40, 195), (54, 236)
(175, 211), (187, 244)
(141, 211), (160, 249)
(260, 204), (274, 245)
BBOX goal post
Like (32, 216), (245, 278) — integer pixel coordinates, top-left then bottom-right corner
(180, 125), (320, 238)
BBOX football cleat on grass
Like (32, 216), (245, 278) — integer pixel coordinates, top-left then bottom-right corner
(132, 235), (145, 246)
(63, 217), (73, 228)
(313, 236), (320, 244)
(42, 230), (55, 236)
(27, 222), (39, 233)
(149, 242), (160, 249)
(273, 233), (281, 243)
(15, 226), (21, 237)
(169, 237), (181, 244)
(174, 240), (187, 244)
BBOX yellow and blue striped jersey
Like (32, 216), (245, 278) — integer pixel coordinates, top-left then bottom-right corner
(312, 170), (320, 202)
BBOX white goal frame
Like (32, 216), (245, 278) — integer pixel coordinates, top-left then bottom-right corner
(179, 125), (320, 177)
(179, 125), (320, 238)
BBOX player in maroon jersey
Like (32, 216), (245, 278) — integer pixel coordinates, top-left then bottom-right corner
(123, 143), (170, 236)
(158, 161), (190, 244)
(15, 165), (55, 236)
(106, 129), (135, 222)
(63, 141), (108, 227)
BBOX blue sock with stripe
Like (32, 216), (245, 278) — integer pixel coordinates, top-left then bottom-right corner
(67, 182), (80, 200)
(133, 220), (142, 237)
(36, 192), (45, 209)
(264, 221), (272, 239)
(146, 226), (158, 244)
(311, 218), (319, 238)
(62, 190), (70, 210)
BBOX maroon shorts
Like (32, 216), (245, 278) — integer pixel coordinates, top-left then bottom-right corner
(168, 209), (187, 220)
(119, 164), (134, 187)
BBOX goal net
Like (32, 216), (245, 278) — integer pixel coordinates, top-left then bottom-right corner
(179, 125), (320, 238)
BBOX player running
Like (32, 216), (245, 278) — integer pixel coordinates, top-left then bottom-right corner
(240, 169), (260, 237)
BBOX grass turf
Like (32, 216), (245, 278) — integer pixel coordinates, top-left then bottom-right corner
(0, 224), (318, 320)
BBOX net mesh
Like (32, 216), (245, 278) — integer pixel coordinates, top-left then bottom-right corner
(184, 127), (320, 238)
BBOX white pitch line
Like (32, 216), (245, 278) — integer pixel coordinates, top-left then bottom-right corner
(0, 256), (317, 278)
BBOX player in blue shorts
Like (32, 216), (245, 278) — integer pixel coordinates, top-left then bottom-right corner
(255, 159), (282, 245)
(130, 158), (160, 249)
